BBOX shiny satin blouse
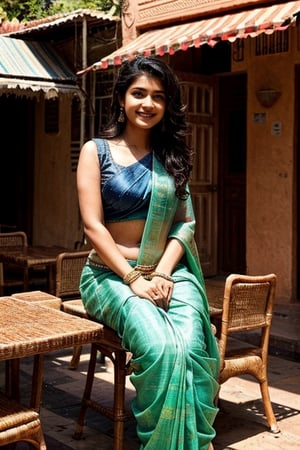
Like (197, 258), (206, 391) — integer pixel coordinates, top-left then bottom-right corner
(93, 138), (152, 222)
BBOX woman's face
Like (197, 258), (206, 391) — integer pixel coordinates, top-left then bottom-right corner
(121, 74), (166, 130)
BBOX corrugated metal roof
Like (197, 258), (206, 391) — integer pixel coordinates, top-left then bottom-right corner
(0, 36), (80, 95)
(82, 0), (300, 71)
(0, 9), (118, 36)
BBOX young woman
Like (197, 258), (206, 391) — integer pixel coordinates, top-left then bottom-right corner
(77, 56), (220, 450)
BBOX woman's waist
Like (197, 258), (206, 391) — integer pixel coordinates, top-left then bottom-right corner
(106, 221), (144, 260)
(106, 219), (145, 239)
(88, 249), (156, 274)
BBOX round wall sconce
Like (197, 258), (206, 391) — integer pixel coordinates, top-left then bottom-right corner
(256, 88), (281, 108)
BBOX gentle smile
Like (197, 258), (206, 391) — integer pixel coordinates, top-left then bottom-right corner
(137, 112), (155, 118)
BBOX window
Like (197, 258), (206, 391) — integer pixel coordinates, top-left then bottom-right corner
(255, 30), (289, 56)
(70, 97), (81, 172)
(94, 69), (115, 134)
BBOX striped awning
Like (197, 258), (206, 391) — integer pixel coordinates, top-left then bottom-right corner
(82, 0), (300, 72)
(0, 36), (81, 95)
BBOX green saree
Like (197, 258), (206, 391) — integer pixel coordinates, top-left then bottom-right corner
(80, 155), (220, 449)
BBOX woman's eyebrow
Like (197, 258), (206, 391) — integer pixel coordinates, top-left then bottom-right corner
(131, 86), (165, 94)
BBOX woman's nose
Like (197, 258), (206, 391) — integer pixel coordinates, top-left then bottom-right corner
(142, 96), (154, 107)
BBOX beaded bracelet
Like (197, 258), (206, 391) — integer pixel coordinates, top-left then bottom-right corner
(150, 271), (174, 282)
(123, 269), (142, 285)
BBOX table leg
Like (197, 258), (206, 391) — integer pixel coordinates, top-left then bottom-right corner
(5, 355), (45, 412)
(0, 262), (4, 296)
(5, 359), (20, 401)
(23, 266), (29, 291)
(31, 354), (45, 411)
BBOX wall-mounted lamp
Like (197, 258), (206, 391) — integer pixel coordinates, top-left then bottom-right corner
(256, 88), (281, 108)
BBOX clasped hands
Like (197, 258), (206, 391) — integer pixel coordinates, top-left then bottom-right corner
(124, 269), (174, 311)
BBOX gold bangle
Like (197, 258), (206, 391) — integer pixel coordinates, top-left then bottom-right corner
(150, 271), (174, 282)
(123, 269), (142, 285)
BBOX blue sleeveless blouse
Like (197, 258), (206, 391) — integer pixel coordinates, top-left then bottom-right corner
(93, 138), (152, 222)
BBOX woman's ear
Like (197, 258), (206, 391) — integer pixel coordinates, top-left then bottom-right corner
(118, 94), (124, 108)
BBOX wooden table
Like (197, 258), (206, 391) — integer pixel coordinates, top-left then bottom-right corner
(0, 245), (69, 294)
(0, 296), (104, 410)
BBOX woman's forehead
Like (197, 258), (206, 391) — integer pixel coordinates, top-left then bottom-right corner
(129, 74), (165, 91)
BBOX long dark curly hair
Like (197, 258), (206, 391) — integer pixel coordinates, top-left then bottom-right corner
(99, 56), (193, 199)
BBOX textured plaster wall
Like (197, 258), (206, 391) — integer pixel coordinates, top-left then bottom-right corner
(33, 98), (80, 249)
(233, 33), (298, 302)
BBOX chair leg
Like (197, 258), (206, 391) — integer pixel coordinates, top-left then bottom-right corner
(74, 344), (128, 450)
(260, 379), (280, 433)
(112, 350), (127, 450)
(73, 343), (98, 439)
(37, 424), (48, 450)
(69, 345), (83, 370)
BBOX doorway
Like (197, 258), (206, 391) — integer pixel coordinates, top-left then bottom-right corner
(295, 66), (300, 299)
(178, 73), (218, 276)
(218, 74), (247, 274)
(0, 95), (35, 239)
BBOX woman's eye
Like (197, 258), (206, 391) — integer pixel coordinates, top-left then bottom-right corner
(132, 91), (143, 98)
(154, 94), (165, 101)
(131, 91), (165, 101)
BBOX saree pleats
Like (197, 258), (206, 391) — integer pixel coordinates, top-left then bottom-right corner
(80, 263), (219, 450)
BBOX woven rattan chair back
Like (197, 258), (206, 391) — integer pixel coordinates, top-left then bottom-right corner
(55, 250), (90, 299)
(55, 250), (90, 369)
(0, 231), (28, 296)
(0, 231), (28, 248)
(0, 392), (46, 449)
(218, 273), (279, 433)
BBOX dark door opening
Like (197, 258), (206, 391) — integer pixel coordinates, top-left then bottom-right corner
(295, 67), (300, 300)
(0, 95), (34, 239)
(218, 74), (247, 274)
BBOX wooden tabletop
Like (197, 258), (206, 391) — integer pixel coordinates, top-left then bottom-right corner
(0, 296), (104, 361)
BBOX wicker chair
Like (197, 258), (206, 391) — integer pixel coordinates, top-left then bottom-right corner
(57, 251), (132, 450)
(0, 391), (46, 449)
(0, 231), (28, 296)
(55, 250), (90, 369)
(218, 273), (280, 433)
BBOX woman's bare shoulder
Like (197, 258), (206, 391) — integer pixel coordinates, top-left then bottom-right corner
(78, 140), (99, 169)
(81, 139), (98, 153)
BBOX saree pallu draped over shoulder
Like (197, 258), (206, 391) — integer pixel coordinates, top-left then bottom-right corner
(80, 155), (220, 450)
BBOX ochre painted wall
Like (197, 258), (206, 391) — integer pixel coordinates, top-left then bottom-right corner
(232, 30), (299, 302)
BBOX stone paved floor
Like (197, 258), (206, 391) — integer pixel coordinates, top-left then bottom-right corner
(1, 339), (299, 450)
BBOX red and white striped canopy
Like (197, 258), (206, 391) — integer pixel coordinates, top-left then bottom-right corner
(81, 0), (300, 72)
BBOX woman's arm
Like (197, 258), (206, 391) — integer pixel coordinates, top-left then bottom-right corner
(150, 194), (195, 309)
(77, 140), (134, 279)
(77, 140), (162, 304)
(156, 239), (184, 275)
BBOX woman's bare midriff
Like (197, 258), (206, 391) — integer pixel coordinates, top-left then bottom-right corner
(106, 219), (146, 260)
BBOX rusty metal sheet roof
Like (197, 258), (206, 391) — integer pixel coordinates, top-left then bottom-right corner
(0, 36), (80, 95)
(82, 0), (300, 71)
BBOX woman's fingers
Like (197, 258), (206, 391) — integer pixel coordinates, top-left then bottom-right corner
(130, 276), (173, 310)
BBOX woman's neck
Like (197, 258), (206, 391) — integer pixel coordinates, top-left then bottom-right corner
(122, 128), (151, 153)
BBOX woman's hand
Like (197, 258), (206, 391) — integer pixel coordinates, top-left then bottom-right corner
(151, 275), (174, 311)
(130, 276), (173, 311)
